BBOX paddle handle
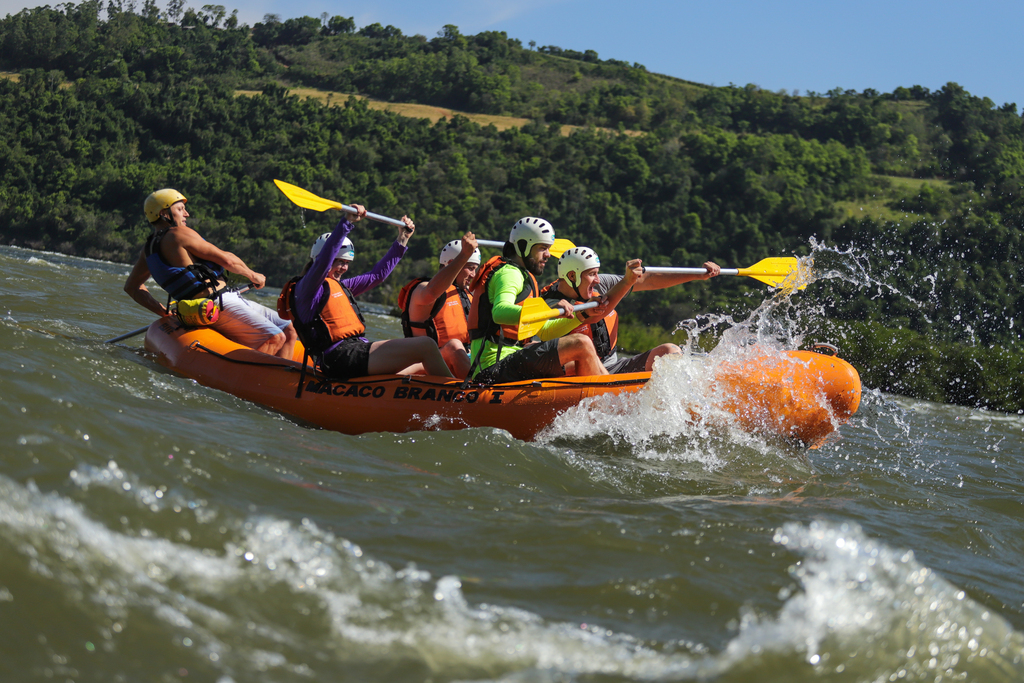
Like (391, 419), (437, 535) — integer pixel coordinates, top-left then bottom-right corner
(642, 266), (739, 276)
(336, 204), (406, 228)
(477, 240), (505, 248)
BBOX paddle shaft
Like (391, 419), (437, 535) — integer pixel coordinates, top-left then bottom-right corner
(346, 207), (406, 228)
(561, 300), (598, 316)
(105, 285), (253, 343)
(476, 238), (574, 259)
(105, 325), (150, 344)
(643, 266), (739, 276)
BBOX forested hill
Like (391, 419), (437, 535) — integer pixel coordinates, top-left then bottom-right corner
(2, 2), (1023, 411)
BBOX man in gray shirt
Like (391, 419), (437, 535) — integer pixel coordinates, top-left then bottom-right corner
(538, 247), (720, 373)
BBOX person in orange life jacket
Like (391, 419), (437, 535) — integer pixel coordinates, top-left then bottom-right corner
(286, 205), (452, 380)
(397, 232), (480, 379)
(539, 247), (721, 374)
(467, 217), (608, 384)
(123, 188), (297, 359)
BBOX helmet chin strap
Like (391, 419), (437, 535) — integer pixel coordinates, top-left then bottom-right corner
(567, 274), (584, 301)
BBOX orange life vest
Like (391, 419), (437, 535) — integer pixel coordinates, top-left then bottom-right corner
(538, 280), (618, 360)
(397, 278), (472, 346)
(468, 256), (539, 347)
(278, 277), (366, 356)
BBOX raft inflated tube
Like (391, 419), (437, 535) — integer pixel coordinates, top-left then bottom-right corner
(144, 319), (860, 446)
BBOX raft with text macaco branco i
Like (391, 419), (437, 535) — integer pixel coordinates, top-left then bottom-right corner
(144, 317), (862, 447)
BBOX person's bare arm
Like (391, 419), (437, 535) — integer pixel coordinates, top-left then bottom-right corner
(599, 259), (643, 310)
(575, 260), (643, 324)
(123, 252), (169, 316)
(411, 232), (478, 313)
(632, 261), (721, 291)
(169, 228), (266, 288)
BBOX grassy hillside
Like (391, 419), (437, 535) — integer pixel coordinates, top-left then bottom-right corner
(234, 87), (638, 137)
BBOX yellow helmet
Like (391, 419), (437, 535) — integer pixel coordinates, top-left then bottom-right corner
(144, 189), (187, 223)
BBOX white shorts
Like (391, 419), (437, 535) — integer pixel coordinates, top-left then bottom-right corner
(211, 291), (291, 349)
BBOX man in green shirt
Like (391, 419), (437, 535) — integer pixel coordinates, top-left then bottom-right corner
(467, 217), (609, 383)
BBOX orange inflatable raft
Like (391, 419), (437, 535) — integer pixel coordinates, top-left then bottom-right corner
(144, 318), (861, 446)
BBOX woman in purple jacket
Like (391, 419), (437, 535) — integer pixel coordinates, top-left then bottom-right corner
(283, 205), (452, 380)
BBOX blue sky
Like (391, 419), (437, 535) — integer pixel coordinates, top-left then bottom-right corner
(2, 0), (1021, 111)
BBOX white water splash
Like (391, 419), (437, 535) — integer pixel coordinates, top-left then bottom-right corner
(724, 520), (1024, 680)
(540, 349), (783, 460)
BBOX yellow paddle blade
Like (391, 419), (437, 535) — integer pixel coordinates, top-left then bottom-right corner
(274, 179), (344, 212)
(736, 257), (804, 289)
(517, 319), (546, 340)
(516, 297), (563, 340)
(520, 297), (568, 325)
(548, 239), (575, 258)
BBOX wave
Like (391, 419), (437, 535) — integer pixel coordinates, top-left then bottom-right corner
(2, 470), (1019, 682)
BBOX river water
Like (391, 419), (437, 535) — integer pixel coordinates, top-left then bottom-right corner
(1, 245), (1022, 682)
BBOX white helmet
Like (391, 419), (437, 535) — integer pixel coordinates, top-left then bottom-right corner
(439, 240), (481, 266)
(509, 217), (555, 258)
(558, 247), (601, 285)
(310, 234), (355, 261)
(337, 237), (355, 261)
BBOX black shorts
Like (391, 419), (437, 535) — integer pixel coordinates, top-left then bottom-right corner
(320, 339), (372, 380)
(605, 350), (652, 374)
(474, 338), (565, 384)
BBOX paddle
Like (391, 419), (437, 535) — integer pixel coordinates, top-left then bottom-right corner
(642, 257), (804, 289)
(105, 285), (254, 344)
(105, 324), (151, 344)
(274, 179), (408, 228)
(476, 238), (576, 259)
(516, 298), (599, 340)
(275, 179), (578, 256)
